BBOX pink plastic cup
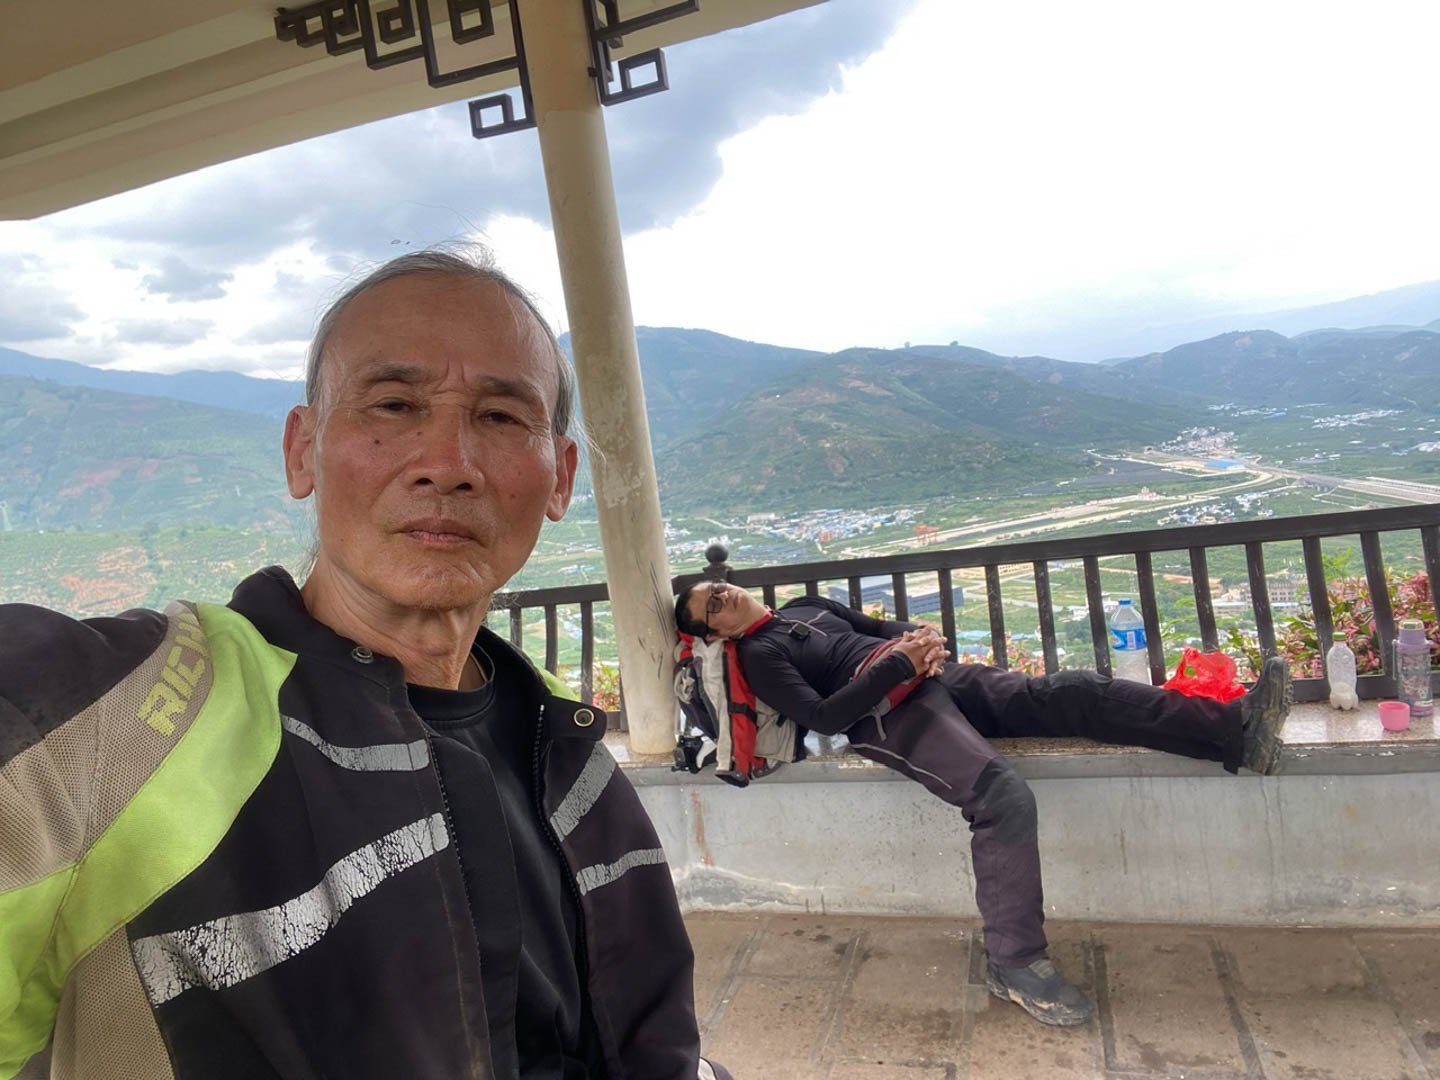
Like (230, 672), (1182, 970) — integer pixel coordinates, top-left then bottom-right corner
(1378, 700), (1411, 732)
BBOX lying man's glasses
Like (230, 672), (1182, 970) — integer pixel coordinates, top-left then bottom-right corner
(703, 581), (726, 633)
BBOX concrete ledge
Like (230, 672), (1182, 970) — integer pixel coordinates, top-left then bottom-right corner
(619, 701), (1440, 927)
(612, 701), (1440, 782)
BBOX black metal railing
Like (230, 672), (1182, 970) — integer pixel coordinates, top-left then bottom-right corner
(490, 504), (1440, 724)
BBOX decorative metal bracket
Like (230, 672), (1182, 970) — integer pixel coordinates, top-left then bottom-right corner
(465, 0), (535, 139)
(275, 0), (532, 95)
(584, 0), (697, 106)
(471, 1), (699, 139)
(273, 0), (698, 143)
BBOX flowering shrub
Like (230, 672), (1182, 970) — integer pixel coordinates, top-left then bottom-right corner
(977, 634), (1047, 675)
(590, 662), (623, 714)
(1229, 571), (1437, 679)
(551, 662), (623, 714)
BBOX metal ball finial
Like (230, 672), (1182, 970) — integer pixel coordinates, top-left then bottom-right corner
(702, 544), (731, 582)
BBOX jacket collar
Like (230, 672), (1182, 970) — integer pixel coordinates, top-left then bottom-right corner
(739, 611), (775, 638)
(228, 566), (387, 675)
(228, 567), (604, 738)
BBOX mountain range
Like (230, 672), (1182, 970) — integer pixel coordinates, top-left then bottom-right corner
(1021, 279), (1440, 361)
(1, 301), (1437, 527)
(0, 346), (302, 418)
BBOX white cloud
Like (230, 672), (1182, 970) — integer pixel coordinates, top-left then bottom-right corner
(619, 0), (1440, 355)
(2, 0), (1438, 371)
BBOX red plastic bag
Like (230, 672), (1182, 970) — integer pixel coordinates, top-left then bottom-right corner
(1161, 648), (1246, 702)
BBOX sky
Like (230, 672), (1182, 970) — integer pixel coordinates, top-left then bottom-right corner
(3, 0), (1439, 378)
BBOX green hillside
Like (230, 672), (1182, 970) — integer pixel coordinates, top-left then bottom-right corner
(656, 350), (1194, 512)
(568, 327), (820, 447)
(1106, 328), (1440, 411)
(0, 375), (297, 531)
(0, 524), (308, 614)
(2, 321), (1436, 529)
(904, 328), (1440, 416)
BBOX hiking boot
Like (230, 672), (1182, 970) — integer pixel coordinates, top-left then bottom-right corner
(1241, 656), (1293, 775)
(985, 958), (1094, 1027)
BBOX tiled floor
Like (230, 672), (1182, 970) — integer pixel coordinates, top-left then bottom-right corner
(687, 912), (1440, 1079)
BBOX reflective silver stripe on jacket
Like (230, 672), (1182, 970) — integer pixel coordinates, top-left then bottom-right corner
(574, 847), (667, 896)
(548, 743), (616, 841)
(132, 813), (450, 1005)
(281, 714), (430, 772)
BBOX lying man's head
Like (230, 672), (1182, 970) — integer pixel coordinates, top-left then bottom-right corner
(675, 580), (767, 642)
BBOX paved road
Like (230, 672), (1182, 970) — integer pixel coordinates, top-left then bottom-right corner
(843, 466), (1271, 557)
(847, 451), (1438, 562)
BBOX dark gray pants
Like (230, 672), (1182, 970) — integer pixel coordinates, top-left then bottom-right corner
(845, 663), (1244, 967)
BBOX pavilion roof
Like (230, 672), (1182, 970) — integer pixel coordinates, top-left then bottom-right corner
(0, 0), (819, 219)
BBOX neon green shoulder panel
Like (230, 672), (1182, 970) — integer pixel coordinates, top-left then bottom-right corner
(539, 667), (579, 702)
(0, 603), (293, 1078)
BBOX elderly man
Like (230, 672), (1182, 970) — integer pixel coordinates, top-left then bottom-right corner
(676, 582), (1289, 1028)
(1, 251), (728, 1080)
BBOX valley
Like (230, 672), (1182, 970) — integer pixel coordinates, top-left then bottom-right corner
(2, 312), (1435, 690)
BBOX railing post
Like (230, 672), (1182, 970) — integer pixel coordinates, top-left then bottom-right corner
(1301, 537), (1333, 671)
(1135, 551), (1165, 684)
(1083, 555), (1110, 675)
(1245, 541), (1277, 660)
(1361, 531), (1398, 681)
(985, 564), (1008, 670)
(1189, 547), (1219, 652)
(1033, 561), (1059, 674)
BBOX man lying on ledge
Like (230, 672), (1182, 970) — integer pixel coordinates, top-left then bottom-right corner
(675, 583), (1291, 1029)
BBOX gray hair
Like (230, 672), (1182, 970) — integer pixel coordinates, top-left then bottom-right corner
(305, 248), (575, 438)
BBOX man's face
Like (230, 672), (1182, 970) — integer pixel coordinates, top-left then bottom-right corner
(687, 581), (761, 640)
(283, 273), (577, 615)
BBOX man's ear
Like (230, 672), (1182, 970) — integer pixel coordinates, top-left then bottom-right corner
(283, 405), (317, 499)
(546, 436), (578, 522)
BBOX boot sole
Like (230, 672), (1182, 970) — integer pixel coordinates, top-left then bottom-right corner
(1244, 660), (1294, 775)
(985, 973), (1094, 1027)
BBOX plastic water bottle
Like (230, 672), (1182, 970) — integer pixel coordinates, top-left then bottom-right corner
(1325, 632), (1358, 710)
(1395, 618), (1433, 717)
(1109, 599), (1150, 683)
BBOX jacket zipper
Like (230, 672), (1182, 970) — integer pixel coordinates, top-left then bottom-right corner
(532, 709), (591, 987)
(423, 729), (496, 1077)
(425, 731), (481, 923)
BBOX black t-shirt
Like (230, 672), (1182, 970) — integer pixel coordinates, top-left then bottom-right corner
(408, 645), (604, 1079)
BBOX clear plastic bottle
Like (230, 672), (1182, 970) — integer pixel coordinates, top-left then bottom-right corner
(1325, 632), (1358, 710)
(1395, 618), (1433, 717)
(1109, 599), (1150, 683)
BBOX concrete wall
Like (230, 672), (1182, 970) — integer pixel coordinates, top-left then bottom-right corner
(636, 771), (1440, 927)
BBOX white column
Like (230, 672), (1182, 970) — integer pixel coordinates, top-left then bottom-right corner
(520, 0), (676, 755)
